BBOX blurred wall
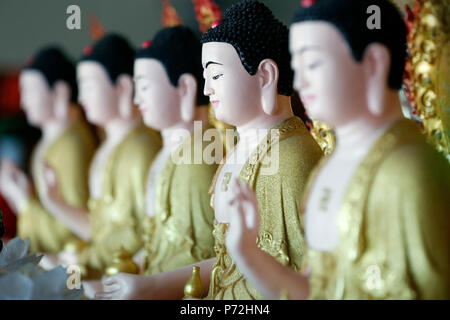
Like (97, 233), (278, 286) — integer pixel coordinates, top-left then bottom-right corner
(0, 0), (301, 69)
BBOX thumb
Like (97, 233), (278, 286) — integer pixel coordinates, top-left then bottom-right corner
(43, 162), (57, 187)
(236, 180), (260, 230)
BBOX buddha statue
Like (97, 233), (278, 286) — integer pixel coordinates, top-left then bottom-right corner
(96, 0), (323, 300)
(41, 34), (162, 283)
(95, 26), (219, 300)
(0, 47), (96, 254)
(224, 0), (449, 300)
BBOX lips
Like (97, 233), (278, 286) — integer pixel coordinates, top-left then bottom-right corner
(211, 100), (219, 108)
(301, 95), (315, 105)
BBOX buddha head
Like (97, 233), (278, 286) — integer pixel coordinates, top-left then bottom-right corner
(201, 0), (294, 127)
(133, 26), (209, 131)
(290, 0), (407, 127)
(77, 33), (136, 126)
(20, 47), (77, 126)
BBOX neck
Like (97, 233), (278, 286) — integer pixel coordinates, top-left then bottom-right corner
(41, 105), (77, 140)
(41, 120), (69, 140)
(160, 106), (209, 147)
(104, 118), (138, 141)
(334, 96), (403, 153)
(237, 95), (293, 133)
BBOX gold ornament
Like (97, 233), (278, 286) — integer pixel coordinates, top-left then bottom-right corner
(105, 247), (139, 276)
(310, 120), (336, 156)
(405, 0), (450, 160)
(183, 265), (203, 299)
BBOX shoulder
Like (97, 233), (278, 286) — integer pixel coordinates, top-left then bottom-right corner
(118, 125), (162, 158)
(378, 139), (450, 185)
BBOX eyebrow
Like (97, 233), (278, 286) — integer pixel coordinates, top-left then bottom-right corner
(293, 45), (322, 55)
(133, 75), (146, 81)
(205, 61), (223, 69)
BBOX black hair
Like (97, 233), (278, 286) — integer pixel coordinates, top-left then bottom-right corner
(79, 33), (135, 84)
(24, 46), (78, 102)
(201, 0), (294, 96)
(135, 26), (209, 106)
(292, 0), (407, 90)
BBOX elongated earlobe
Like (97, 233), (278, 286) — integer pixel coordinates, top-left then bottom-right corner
(178, 74), (197, 122)
(364, 44), (390, 116)
(258, 59), (279, 115)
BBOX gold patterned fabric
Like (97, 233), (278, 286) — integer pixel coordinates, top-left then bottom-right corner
(142, 128), (219, 275)
(303, 119), (450, 299)
(18, 117), (96, 253)
(206, 116), (323, 300)
(79, 124), (161, 279)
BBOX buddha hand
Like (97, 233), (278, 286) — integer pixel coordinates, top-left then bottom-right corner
(0, 159), (32, 213)
(42, 161), (61, 202)
(95, 273), (150, 300)
(226, 179), (261, 266)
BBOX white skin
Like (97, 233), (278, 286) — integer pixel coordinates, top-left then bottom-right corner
(225, 21), (404, 300)
(0, 70), (73, 215)
(95, 42), (294, 300)
(93, 57), (210, 299)
(38, 62), (139, 294)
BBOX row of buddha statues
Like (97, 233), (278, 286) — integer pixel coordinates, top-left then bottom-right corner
(0, 0), (448, 300)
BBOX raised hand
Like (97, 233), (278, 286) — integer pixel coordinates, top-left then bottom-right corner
(95, 273), (149, 300)
(42, 161), (61, 202)
(226, 179), (261, 266)
(0, 159), (32, 213)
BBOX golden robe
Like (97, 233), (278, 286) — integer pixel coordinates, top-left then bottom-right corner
(79, 124), (161, 279)
(303, 119), (450, 299)
(206, 116), (323, 299)
(142, 128), (218, 275)
(18, 118), (96, 253)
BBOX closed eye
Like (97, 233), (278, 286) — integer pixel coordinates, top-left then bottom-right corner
(212, 74), (223, 80)
(308, 61), (322, 70)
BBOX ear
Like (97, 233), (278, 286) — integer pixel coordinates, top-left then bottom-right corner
(177, 74), (197, 122)
(115, 74), (134, 119)
(257, 59), (279, 115)
(52, 81), (71, 120)
(363, 43), (391, 116)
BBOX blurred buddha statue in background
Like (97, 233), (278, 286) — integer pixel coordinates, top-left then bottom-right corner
(0, 47), (96, 255)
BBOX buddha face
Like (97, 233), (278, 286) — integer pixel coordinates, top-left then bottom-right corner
(202, 42), (262, 127)
(133, 58), (182, 130)
(77, 61), (120, 126)
(19, 70), (54, 126)
(289, 22), (367, 127)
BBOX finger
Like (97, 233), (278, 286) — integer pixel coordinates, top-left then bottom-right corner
(102, 283), (121, 293)
(235, 181), (260, 230)
(238, 180), (257, 203)
(102, 276), (118, 286)
(94, 292), (115, 300)
(233, 189), (249, 231)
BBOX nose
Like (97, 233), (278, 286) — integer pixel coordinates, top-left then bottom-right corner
(77, 88), (84, 106)
(133, 90), (140, 106)
(293, 68), (308, 94)
(203, 78), (213, 97)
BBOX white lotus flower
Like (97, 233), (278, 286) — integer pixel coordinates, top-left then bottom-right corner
(0, 237), (83, 300)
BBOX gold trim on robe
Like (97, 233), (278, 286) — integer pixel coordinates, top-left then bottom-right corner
(206, 116), (323, 299)
(302, 119), (450, 299)
(79, 124), (161, 279)
(142, 127), (219, 275)
(18, 117), (96, 254)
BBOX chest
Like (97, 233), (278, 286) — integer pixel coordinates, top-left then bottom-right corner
(89, 140), (119, 199)
(145, 147), (173, 217)
(305, 152), (367, 252)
